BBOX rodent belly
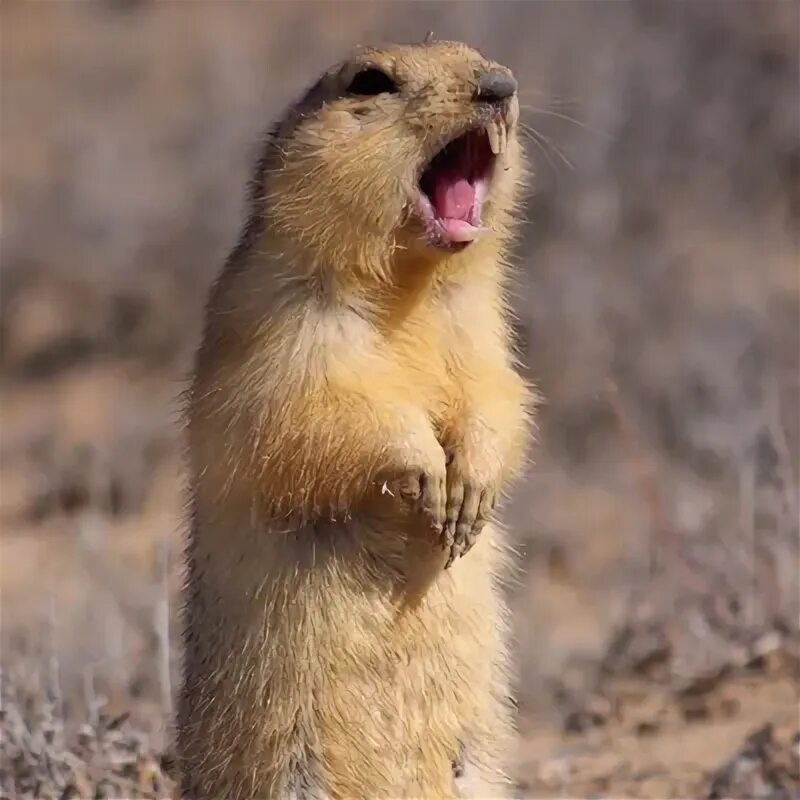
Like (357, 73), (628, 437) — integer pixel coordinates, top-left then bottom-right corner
(285, 524), (505, 798)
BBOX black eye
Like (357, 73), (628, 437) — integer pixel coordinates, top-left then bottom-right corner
(346, 68), (398, 96)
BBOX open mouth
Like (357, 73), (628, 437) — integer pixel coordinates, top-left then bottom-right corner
(415, 122), (506, 249)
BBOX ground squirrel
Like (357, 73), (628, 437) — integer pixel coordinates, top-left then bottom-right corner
(178, 39), (532, 799)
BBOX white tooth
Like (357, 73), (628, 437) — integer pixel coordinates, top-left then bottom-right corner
(507, 97), (519, 129)
(497, 120), (507, 155)
(486, 122), (500, 156)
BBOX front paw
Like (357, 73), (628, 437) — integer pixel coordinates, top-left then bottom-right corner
(441, 449), (497, 569)
(381, 430), (447, 532)
(394, 462), (446, 532)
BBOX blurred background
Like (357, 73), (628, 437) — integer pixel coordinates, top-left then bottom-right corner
(1, 1), (798, 797)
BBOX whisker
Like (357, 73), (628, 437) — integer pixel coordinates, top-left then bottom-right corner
(520, 105), (613, 140)
(520, 123), (574, 171)
(517, 90), (582, 109)
(517, 125), (561, 177)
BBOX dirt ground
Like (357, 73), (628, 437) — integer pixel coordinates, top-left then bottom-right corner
(1, 362), (797, 797)
(2, 2), (798, 798)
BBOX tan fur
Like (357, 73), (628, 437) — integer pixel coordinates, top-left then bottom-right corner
(177, 40), (533, 800)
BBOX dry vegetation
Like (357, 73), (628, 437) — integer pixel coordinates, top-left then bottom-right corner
(1, 1), (798, 798)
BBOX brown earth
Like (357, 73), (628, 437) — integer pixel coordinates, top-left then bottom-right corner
(1, 2), (798, 798)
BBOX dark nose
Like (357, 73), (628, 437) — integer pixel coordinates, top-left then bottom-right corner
(475, 70), (517, 104)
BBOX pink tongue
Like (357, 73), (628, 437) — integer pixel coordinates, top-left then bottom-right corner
(433, 175), (475, 221)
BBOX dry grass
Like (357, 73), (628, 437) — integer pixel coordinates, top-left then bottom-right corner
(1, 665), (174, 799)
(1, 1), (798, 797)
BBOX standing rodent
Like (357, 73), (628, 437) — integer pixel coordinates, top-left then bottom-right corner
(178, 39), (532, 800)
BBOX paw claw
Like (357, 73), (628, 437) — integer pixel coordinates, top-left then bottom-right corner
(441, 450), (497, 568)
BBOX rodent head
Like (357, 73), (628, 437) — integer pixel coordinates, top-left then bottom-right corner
(262, 40), (524, 278)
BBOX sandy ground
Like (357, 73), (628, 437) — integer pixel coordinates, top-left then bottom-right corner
(2, 2), (798, 798)
(2, 365), (798, 798)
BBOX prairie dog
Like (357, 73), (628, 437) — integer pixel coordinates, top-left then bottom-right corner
(178, 39), (531, 800)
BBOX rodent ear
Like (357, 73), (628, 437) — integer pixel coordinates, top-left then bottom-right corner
(345, 67), (399, 97)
